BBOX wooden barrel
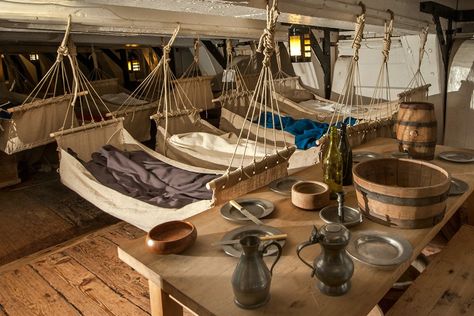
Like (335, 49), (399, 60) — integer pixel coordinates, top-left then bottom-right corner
(396, 102), (437, 160)
(353, 158), (450, 229)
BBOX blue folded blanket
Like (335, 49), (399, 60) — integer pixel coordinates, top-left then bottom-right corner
(259, 113), (356, 150)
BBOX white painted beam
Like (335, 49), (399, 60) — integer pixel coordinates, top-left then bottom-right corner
(0, 0), (287, 40)
(0, 0), (467, 42)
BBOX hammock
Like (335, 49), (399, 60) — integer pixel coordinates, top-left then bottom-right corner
(0, 17), (77, 155)
(54, 118), (220, 231)
(147, 34), (293, 172)
(176, 39), (214, 112)
(212, 39), (319, 170)
(145, 34), (317, 174)
(50, 22), (226, 231)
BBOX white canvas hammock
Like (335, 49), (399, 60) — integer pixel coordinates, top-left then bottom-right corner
(146, 35), (317, 173)
(211, 39), (319, 169)
(0, 17), (78, 155)
(175, 39), (214, 112)
(148, 32), (298, 172)
(51, 24), (225, 231)
(54, 118), (220, 232)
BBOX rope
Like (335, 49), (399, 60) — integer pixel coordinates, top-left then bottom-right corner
(382, 10), (394, 63)
(193, 37), (200, 63)
(256, 0), (279, 67)
(226, 0), (290, 174)
(56, 15), (72, 63)
(351, 8), (366, 61)
(226, 39), (233, 57)
(163, 24), (180, 61)
(418, 25), (429, 71)
(275, 40), (282, 73)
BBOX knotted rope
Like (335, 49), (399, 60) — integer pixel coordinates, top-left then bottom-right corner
(163, 24), (180, 61)
(382, 10), (394, 63)
(226, 0), (290, 174)
(226, 39), (233, 60)
(417, 26), (429, 71)
(56, 15), (72, 63)
(257, 0), (279, 67)
(193, 38), (200, 63)
(275, 40), (282, 73)
(351, 2), (366, 61)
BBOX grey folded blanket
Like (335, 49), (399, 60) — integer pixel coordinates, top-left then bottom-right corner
(82, 145), (217, 208)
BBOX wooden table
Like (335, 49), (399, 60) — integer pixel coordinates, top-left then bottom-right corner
(118, 138), (474, 316)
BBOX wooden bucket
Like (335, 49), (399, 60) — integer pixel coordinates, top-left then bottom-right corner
(353, 158), (450, 229)
(396, 102), (437, 160)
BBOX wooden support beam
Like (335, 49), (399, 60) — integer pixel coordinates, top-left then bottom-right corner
(201, 40), (226, 69)
(427, 4), (455, 144)
(421, 1), (474, 22)
(310, 28), (332, 99)
(76, 53), (94, 73)
(102, 48), (130, 88)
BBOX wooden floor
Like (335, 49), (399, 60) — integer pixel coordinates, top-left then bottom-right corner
(0, 222), (151, 315)
(0, 171), (195, 316)
(0, 171), (118, 266)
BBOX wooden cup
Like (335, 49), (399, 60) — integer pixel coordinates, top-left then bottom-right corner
(291, 181), (330, 211)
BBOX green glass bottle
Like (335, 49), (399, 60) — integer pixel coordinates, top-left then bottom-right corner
(339, 123), (353, 186)
(323, 126), (343, 199)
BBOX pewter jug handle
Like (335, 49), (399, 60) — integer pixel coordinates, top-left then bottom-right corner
(262, 241), (282, 275)
(296, 240), (318, 270)
(296, 225), (320, 272)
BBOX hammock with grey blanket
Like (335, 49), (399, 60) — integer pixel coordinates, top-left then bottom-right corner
(73, 145), (216, 208)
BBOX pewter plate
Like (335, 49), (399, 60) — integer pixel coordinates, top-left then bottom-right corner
(319, 205), (363, 228)
(220, 225), (285, 258)
(269, 176), (301, 195)
(449, 178), (469, 196)
(439, 151), (474, 163)
(352, 151), (382, 163)
(220, 198), (274, 222)
(346, 231), (412, 269)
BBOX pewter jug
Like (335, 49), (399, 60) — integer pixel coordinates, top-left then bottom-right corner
(231, 235), (282, 309)
(296, 224), (353, 296)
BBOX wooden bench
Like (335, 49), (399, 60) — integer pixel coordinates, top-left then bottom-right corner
(388, 225), (474, 316)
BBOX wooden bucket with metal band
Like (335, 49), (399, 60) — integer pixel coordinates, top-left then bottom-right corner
(396, 102), (437, 160)
(353, 158), (450, 229)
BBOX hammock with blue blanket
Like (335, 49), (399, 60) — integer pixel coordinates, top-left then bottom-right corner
(259, 113), (356, 150)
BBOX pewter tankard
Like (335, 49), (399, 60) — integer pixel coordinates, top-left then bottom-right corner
(231, 235), (282, 309)
(297, 224), (353, 296)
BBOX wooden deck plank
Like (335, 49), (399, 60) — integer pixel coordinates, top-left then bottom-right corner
(33, 251), (148, 316)
(0, 190), (75, 265)
(0, 170), (118, 265)
(24, 179), (117, 227)
(65, 233), (151, 313)
(388, 225), (474, 316)
(101, 222), (146, 245)
(0, 265), (79, 315)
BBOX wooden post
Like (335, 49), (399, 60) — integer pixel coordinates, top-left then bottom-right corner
(148, 280), (183, 316)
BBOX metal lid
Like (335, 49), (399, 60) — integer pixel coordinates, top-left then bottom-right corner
(319, 223), (350, 245)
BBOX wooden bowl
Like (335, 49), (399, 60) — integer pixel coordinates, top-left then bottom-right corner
(353, 158), (450, 229)
(146, 221), (197, 255)
(291, 181), (330, 210)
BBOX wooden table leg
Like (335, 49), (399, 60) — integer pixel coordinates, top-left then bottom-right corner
(149, 280), (183, 316)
